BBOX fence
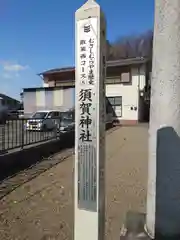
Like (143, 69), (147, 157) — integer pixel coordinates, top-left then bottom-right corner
(0, 118), (65, 154)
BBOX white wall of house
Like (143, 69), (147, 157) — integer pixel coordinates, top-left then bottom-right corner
(43, 82), (49, 87)
(41, 64), (147, 123)
(23, 87), (75, 115)
(42, 76), (50, 88)
(106, 64), (146, 123)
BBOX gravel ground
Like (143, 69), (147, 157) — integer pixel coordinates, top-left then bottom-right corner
(0, 125), (148, 240)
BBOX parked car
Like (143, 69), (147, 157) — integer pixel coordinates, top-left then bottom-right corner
(59, 110), (75, 133)
(57, 103), (113, 133)
(25, 110), (62, 131)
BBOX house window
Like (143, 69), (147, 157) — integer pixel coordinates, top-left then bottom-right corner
(107, 96), (122, 117)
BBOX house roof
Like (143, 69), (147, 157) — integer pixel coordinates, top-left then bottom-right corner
(23, 86), (71, 92)
(39, 57), (149, 76)
(0, 93), (20, 103)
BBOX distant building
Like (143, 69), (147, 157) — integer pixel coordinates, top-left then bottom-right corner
(23, 57), (151, 124)
(23, 86), (75, 117)
(0, 93), (21, 112)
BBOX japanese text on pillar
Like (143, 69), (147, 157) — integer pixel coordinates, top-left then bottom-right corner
(78, 23), (96, 143)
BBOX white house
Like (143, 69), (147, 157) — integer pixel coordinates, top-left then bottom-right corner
(23, 58), (150, 124)
(105, 61), (148, 124)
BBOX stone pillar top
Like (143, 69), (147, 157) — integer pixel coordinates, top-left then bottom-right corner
(76, 0), (100, 12)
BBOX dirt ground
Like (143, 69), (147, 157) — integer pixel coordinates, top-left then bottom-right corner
(0, 125), (148, 240)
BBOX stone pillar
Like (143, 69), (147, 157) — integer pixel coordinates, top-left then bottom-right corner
(74, 1), (106, 240)
(146, 0), (180, 238)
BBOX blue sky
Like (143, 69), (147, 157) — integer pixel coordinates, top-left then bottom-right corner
(0, 0), (154, 100)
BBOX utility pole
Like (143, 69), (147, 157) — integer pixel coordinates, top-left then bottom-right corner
(146, 0), (180, 238)
(74, 1), (106, 240)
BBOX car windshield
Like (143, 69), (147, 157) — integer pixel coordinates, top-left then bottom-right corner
(31, 112), (47, 119)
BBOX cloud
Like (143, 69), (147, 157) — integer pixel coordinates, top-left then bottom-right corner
(0, 61), (29, 80)
(2, 72), (20, 79)
(2, 72), (12, 79)
(2, 62), (29, 72)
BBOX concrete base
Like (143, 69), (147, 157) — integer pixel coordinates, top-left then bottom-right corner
(120, 211), (151, 240)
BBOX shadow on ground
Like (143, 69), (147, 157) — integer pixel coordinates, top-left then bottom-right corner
(155, 127), (180, 239)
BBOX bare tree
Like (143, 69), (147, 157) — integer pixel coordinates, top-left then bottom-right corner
(107, 30), (153, 60)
